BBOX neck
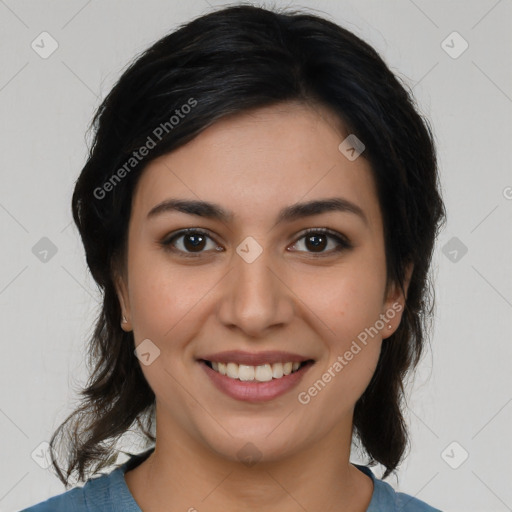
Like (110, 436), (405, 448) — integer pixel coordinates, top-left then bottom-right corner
(125, 410), (373, 511)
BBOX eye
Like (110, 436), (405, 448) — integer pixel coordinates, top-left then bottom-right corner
(288, 228), (352, 255)
(161, 227), (352, 258)
(161, 228), (222, 257)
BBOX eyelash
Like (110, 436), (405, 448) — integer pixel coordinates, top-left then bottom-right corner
(160, 227), (353, 258)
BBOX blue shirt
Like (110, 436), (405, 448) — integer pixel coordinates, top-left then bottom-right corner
(21, 448), (442, 511)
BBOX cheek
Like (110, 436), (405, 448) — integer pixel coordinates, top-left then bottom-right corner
(292, 259), (387, 343)
(127, 253), (201, 344)
(296, 269), (384, 421)
(291, 250), (386, 399)
(335, 276), (386, 340)
(127, 261), (207, 395)
(338, 242), (388, 331)
(327, 277), (383, 387)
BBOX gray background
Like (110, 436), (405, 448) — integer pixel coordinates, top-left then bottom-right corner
(1, 1), (511, 511)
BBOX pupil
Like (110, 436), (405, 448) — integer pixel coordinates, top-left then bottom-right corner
(306, 234), (326, 252)
(185, 234), (205, 251)
(182, 233), (327, 253)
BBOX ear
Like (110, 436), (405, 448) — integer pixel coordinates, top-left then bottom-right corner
(113, 270), (132, 332)
(381, 263), (413, 339)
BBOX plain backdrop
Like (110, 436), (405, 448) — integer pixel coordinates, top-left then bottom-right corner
(1, 1), (511, 511)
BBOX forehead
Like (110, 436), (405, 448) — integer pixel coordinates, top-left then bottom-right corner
(131, 102), (381, 230)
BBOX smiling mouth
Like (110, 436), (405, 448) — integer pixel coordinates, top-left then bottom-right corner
(200, 359), (315, 382)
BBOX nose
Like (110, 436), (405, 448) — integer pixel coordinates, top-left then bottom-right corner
(216, 245), (294, 338)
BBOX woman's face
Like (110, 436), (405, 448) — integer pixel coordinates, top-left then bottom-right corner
(116, 102), (407, 463)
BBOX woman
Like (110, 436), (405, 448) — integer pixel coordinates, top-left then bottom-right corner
(22, 4), (445, 511)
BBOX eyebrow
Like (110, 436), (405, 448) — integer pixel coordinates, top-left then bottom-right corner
(147, 197), (368, 226)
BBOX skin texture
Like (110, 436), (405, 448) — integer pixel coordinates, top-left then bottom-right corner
(116, 101), (409, 511)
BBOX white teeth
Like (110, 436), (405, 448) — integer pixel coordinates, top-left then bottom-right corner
(226, 362), (239, 379)
(238, 365), (255, 381)
(209, 361), (305, 381)
(255, 364), (273, 382)
(272, 363), (284, 379)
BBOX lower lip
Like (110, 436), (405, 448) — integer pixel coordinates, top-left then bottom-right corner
(199, 360), (314, 403)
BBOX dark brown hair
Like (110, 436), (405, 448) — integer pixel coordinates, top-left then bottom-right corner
(49, 3), (445, 487)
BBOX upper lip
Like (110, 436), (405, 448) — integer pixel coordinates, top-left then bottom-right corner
(198, 350), (313, 366)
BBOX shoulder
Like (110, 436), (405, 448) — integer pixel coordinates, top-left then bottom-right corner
(20, 485), (86, 512)
(354, 464), (443, 512)
(394, 491), (443, 512)
(19, 470), (115, 512)
(21, 448), (153, 512)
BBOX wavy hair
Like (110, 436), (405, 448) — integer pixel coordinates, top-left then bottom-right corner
(48, 3), (446, 487)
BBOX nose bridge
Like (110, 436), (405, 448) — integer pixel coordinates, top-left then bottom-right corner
(217, 240), (293, 336)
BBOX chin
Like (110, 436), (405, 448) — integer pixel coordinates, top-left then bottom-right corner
(199, 427), (302, 465)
